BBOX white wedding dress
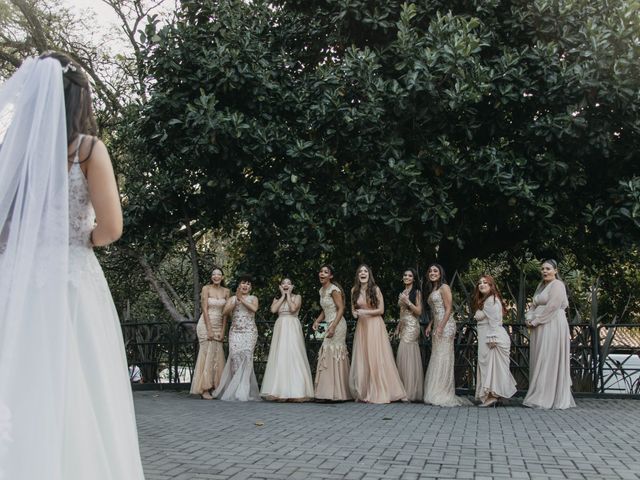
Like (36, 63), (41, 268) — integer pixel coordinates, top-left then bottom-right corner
(61, 139), (146, 478)
(0, 58), (144, 479)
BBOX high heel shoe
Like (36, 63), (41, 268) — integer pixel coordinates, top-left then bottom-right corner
(479, 398), (498, 408)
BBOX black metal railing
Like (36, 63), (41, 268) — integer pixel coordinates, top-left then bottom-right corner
(122, 317), (640, 396)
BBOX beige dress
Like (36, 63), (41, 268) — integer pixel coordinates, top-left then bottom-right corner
(423, 289), (472, 406)
(190, 297), (227, 395)
(213, 296), (260, 401)
(474, 296), (517, 403)
(314, 284), (352, 400)
(349, 294), (407, 403)
(396, 300), (424, 401)
(523, 280), (576, 409)
(260, 298), (314, 400)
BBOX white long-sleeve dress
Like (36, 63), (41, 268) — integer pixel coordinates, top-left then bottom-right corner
(474, 296), (517, 403)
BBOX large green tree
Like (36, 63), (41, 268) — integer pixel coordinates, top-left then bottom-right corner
(123, 0), (640, 310)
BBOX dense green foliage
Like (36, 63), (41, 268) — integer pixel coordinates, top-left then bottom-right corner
(119, 0), (639, 317)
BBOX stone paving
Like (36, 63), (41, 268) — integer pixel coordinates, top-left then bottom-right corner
(135, 391), (640, 480)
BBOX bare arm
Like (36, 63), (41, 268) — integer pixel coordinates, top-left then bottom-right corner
(222, 296), (236, 317)
(435, 285), (453, 335)
(401, 290), (422, 317)
(270, 295), (285, 314)
(218, 288), (230, 341)
(239, 295), (259, 313)
(286, 294), (301, 314)
(200, 286), (213, 338)
(84, 138), (123, 247)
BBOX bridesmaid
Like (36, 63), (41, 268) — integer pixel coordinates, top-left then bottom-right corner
(312, 265), (352, 401)
(261, 278), (314, 401)
(190, 267), (229, 399)
(394, 268), (424, 402)
(423, 263), (471, 406)
(213, 275), (260, 401)
(524, 260), (576, 409)
(472, 275), (517, 407)
(349, 264), (407, 403)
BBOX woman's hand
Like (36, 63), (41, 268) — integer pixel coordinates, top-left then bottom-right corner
(326, 326), (336, 338)
(425, 324), (432, 337)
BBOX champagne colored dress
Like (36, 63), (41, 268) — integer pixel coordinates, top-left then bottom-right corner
(423, 288), (472, 406)
(349, 294), (407, 403)
(395, 299), (424, 401)
(190, 297), (226, 395)
(212, 297), (260, 401)
(261, 298), (314, 400)
(474, 296), (517, 403)
(314, 284), (352, 400)
(523, 280), (576, 409)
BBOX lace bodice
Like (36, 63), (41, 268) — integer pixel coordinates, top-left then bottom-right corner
(68, 137), (95, 248)
(230, 296), (257, 334)
(319, 284), (342, 325)
(428, 289), (456, 338)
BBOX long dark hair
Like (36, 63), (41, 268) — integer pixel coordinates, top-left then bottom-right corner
(39, 51), (97, 161)
(401, 268), (421, 305)
(351, 264), (379, 309)
(472, 275), (508, 316)
(425, 263), (447, 293)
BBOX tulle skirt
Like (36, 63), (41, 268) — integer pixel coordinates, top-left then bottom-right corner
(213, 326), (260, 401)
(261, 315), (314, 400)
(63, 248), (145, 478)
(349, 316), (407, 404)
(396, 341), (424, 402)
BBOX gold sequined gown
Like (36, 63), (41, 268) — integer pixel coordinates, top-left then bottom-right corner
(190, 297), (226, 395)
(396, 300), (424, 401)
(423, 289), (471, 406)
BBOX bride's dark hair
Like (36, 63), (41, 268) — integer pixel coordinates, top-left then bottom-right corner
(39, 51), (98, 161)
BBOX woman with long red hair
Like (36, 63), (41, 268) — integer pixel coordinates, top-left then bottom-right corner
(472, 275), (517, 407)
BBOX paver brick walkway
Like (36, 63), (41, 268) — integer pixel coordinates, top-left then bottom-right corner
(135, 391), (640, 480)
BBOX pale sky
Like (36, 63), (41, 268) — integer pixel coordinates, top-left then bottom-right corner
(63, 0), (121, 29)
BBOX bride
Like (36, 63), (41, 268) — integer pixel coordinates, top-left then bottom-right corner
(0, 53), (145, 479)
